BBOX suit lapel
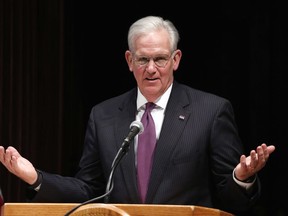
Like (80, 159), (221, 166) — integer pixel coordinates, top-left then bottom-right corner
(146, 83), (191, 203)
(114, 89), (140, 202)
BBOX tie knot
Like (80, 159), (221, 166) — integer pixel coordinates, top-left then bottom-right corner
(145, 102), (155, 112)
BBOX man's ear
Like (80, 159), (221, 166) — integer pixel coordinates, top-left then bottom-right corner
(125, 50), (133, 72)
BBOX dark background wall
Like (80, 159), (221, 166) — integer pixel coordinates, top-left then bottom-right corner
(0, 1), (287, 215)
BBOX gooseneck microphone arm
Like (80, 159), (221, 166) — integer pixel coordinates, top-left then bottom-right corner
(103, 141), (130, 203)
(64, 120), (144, 216)
(104, 120), (144, 203)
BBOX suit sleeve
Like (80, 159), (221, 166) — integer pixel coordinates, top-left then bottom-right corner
(210, 100), (261, 213)
(27, 109), (106, 203)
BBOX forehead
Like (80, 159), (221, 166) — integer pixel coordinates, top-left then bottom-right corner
(134, 29), (170, 55)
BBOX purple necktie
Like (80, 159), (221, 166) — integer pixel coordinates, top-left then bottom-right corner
(137, 102), (156, 203)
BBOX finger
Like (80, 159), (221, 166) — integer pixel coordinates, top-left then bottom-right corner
(240, 155), (247, 169)
(3, 149), (12, 164)
(10, 155), (18, 169)
(4, 147), (21, 164)
(267, 145), (276, 154)
(259, 143), (276, 158)
(250, 150), (257, 169)
(257, 146), (265, 163)
(0, 146), (5, 162)
(7, 146), (21, 158)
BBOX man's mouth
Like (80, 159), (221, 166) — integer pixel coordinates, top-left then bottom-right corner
(146, 78), (157, 81)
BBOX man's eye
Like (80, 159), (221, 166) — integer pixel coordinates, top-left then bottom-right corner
(138, 58), (149, 64)
(154, 57), (167, 63)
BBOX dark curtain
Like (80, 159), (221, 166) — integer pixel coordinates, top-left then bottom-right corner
(0, 1), (287, 216)
(0, 0), (83, 203)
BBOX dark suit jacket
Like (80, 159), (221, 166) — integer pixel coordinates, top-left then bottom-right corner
(31, 81), (260, 214)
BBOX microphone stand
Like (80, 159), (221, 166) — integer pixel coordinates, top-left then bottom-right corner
(104, 121), (143, 202)
(104, 139), (130, 203)
(64, 139), (132, 216)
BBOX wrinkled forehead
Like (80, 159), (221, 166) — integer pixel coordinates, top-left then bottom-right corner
(133, 30), (171, 55)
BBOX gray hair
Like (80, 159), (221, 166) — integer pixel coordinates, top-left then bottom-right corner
(127, 16), (180, 53)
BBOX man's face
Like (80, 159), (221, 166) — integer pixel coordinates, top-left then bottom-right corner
(125, 29), (181, 102)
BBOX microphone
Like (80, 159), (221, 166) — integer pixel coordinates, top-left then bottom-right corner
(122, 121), (144, 148)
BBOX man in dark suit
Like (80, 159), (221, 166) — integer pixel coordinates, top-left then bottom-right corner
(0, 16), (275, 215)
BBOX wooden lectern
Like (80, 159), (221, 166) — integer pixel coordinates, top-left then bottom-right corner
(1, 203), (234, 216)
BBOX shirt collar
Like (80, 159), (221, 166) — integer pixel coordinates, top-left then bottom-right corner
(136, 83), (173, 111)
